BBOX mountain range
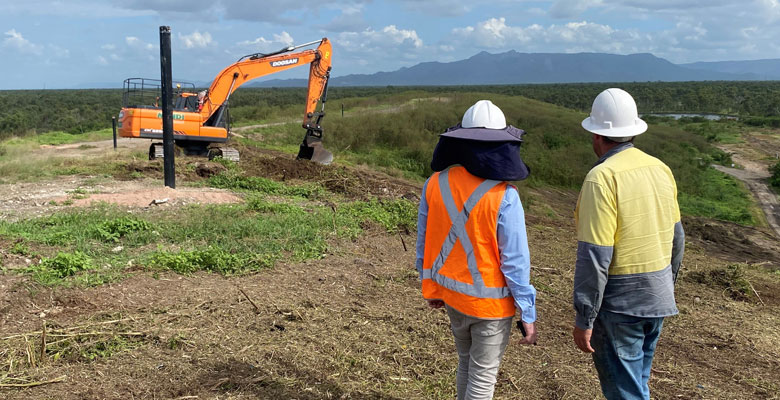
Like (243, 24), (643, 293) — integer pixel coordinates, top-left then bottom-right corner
(74, 51), (780, 89)
(250, 51), (780, 88)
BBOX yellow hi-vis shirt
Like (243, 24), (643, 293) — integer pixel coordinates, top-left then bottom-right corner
(575, 147), (680, 276)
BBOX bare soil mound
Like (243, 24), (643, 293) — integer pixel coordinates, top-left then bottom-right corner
(237, 145), (421, 201)
(56, 186), (242, 208)
(683, 216), (780, 269)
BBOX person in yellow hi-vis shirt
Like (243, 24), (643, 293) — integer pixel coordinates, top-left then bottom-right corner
(571, 88), (685, 400)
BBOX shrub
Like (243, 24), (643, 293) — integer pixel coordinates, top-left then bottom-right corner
(28, 251), (96, 284)
(208, 174), (324, 198)
(95, 217), (151, 242)
(770, 160), (780, 189)
(148, 247), (272, 275)
(338, 199), (417, 233)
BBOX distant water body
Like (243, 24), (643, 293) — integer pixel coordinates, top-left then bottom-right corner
(642, 113), (738, 121)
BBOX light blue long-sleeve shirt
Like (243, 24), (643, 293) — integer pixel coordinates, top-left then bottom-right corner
(416, 178), (537, 323)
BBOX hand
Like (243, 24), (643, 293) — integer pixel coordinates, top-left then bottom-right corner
(517, 321), (537, 345)
(573, 326), (594, 353)
(427, 299), (445, 309)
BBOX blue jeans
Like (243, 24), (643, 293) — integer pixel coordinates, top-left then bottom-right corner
(591, 311), (664, 400)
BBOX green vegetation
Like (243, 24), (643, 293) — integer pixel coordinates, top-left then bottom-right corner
(1, 86), (761, 225)
(46, 331), (144, 363)
(247, 91), (756, 225)
(678, 168), (761, 225)
(687, 264), (758, 302)
(26, 251), (96, 284)
(0, 89), (121, 139)
(0, 84), (773, 287)
(208, 174), (325, 199)
(0, 176), (417, 285)
(148, 247), (269, 275)
(5, 81), (780, 140)
(96, 216), (151, 242)
(770, 160), (780, 189)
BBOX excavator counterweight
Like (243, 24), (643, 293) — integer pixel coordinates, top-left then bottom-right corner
(117, 38), (334, 164)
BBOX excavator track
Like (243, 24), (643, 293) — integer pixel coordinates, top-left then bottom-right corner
(208, 147), (240, 162)
(149, 142), (164, 160)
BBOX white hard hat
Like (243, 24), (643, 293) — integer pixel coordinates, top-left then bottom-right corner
(462, 100), (507, 129)
(582, 88), (647, 138)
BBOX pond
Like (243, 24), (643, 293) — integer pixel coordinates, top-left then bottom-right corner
(641, 113), (738, 121)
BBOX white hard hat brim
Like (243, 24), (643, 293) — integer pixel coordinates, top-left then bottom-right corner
(581, 117), (647, 137)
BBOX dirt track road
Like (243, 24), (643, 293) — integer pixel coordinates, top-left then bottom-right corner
(713, 164), (780, 238)
(715, 133), (780, 238)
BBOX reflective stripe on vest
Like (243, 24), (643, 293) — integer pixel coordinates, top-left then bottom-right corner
(421, 168), (511, 299)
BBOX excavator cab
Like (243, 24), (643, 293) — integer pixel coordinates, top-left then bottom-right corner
(175, 93), (200, 112)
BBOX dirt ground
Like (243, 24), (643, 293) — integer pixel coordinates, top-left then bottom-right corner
(1, 140), (779, 399)
(716, 131), (780, 238)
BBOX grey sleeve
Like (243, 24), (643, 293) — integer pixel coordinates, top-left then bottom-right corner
(671, 221), (685, 284)
(573, 241), (613, 330)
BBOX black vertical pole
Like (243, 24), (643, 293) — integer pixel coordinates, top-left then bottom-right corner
(341, 103), (344, 117)
(111, 116), (117, 150)
(159, 26), (175, 188)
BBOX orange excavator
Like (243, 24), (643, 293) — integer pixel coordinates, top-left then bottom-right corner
(117, 38), (333, 164)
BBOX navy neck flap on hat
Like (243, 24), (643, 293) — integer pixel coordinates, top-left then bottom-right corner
(430, 136), (531, 181)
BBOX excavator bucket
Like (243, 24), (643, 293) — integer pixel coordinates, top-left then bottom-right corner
(297, 129), (333, 165)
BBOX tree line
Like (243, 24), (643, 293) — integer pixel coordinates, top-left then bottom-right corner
(2, 81), (780, 140)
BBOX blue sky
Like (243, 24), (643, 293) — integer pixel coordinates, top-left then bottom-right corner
(1, 0), (780, 89)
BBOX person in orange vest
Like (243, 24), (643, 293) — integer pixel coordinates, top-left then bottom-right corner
(416, 100), (538, 400)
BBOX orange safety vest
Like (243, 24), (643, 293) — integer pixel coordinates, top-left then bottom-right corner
(421, 166), (516, 319)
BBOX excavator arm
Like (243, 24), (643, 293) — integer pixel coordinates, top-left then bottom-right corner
(199, 38), (333, 163)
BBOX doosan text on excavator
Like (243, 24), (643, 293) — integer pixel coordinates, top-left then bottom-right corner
(117, 38), (334, 164)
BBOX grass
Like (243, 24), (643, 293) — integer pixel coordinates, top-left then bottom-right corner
(0, 170), (417, 285)
(1, 129), (114, 147)
(686, 263), (762, 302)
(0, 150), (130, 184)
(678, 168), (763, 225)
(241, 91), (759, 225)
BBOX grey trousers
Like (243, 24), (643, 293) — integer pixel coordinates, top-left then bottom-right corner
(446, 305), (513, 400)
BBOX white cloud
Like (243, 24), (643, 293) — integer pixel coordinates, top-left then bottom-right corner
(48, 44), (70, 59)
(392, 0), (472, 16)
(452, 18), (653, 54)
(450, 12), (780, 63)
(614, 0), (733, 10)
(0, 0), (154, 18)
(126, 36), (154, 51)
(234, 32), (296, 54)
(321, 5), (369, 32)
(3, 29), (43, 55)
(337, 25), (423, 57)
(334, 25), (426, 73)
(179, 31), (215, 49)
(97, 55), (109, 66)
(101, 44), (116, 51)
(549, 0), (600, 18)
(218, 0), (371, 23)
(382, 25), (423, 48)
(526, 7), (547, 17)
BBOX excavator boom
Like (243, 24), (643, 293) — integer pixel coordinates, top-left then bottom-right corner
(198, 38), (333, 163)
